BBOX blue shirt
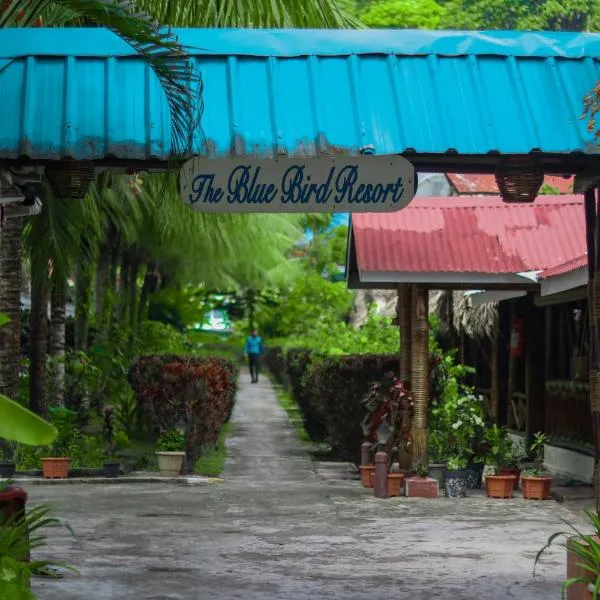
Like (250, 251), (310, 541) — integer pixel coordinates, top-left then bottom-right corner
(244, 335), (264, 355)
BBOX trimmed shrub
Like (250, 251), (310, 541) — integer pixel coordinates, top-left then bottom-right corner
(264, 346), (288, 388)
(286, 348), (327, 442)
(308, 354), (399, 463)
(129, 355), (237, 466)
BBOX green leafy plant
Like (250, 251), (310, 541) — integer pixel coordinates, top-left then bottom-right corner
(103, 406), (116, 460)
(484, 425), (513, 468)
(534, 507), (600, 598)
(0, 395), (56, 447)
(0, 503), (77, 598)
(524, 432), (550, 477)
(157, 429), (185, 452)
(46, 406), (78, 457)
(416, 463), (428, 478)
(446, 455), (468, 472)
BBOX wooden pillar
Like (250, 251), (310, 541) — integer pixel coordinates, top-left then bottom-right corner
(525, 295), (545, 447)
(544, 306), (553, 379)
(506, 299), (516, 427)
(490, 327), (500, 422)
(397, 284), (412, 384)
(397, 284), (412, 470)
(497, 301), (510, 427)
(410, 286), (429, 470)
(585, 187), (600, 512)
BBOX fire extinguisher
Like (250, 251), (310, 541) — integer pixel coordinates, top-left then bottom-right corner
(510, 317), (525, 358)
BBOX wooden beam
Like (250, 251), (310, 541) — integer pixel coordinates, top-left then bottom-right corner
(525, 295), (546, 447)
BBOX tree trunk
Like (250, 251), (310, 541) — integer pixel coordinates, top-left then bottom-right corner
(74, 255), (92, 351)
(138, 261), (158, 330)
(119, 250), (131, 324)
(29, 260), (49, 416)
(49, 277), (67, 406)
(95, 242), (110, 319)
(410, 286), (429, 470)
(128, 255), (141, 330)
(0, 217), (22, 401)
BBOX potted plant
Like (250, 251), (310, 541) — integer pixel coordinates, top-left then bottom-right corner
(498, 445), (525, 490)
(483, 425), (516, 498)
(0, 442), (16, 479)
(406, 463), (439, 497)
(361, 375), (412, 497)
(102, 407), (120, 478)
(156, 429), (186, 477)
(444, 455), (468, 497)
(41, 405), (76, 479)
(521, 432), (553, 500)
(534, 507), (600, 598)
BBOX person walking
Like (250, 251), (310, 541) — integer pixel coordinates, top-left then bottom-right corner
(243, 328), (264, 383)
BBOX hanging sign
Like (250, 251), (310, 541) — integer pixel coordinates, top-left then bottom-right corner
(179, 156), (416, 213)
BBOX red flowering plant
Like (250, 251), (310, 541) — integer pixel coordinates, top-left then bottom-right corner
(129, 355), (237, 466)
(361, 371), (413, 471)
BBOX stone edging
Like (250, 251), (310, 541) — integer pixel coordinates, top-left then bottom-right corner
(0, 475), (225, 486)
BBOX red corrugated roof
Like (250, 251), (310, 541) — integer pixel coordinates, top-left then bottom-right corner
(352, 195), (585, 275)
(539, 254), (587, 279)
(447, 174), (574, 195)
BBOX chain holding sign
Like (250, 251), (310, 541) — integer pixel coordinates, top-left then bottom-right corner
(179, 156), (416, 213)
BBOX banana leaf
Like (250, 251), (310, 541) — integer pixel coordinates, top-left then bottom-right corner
(0, 395), (56, 446)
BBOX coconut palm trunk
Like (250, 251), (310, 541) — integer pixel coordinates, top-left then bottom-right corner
(29, 259), (49, 416)
(74, 253), (92, 351)
(49, 277), (67, 405)
(0, 217), (23, 401)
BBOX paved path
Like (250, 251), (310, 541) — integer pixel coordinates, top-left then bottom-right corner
(32, 370), (581, 599)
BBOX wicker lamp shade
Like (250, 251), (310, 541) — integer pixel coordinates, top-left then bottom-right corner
(495, 158), (543, 204)
(46, 161), (95, 199)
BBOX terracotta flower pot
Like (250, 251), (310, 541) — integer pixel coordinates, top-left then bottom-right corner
(387, 472), (405, 497)
(41, 457), (70, 479)
(359, 465), (375, 488)
(498, 467), (521, 489)
(521, 476), (552, 500)
(485, 475), (516, 499)
(567, 535), (600, 600)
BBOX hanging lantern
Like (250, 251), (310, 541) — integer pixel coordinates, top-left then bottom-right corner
(495, 157), (543, 204)
(45, 160), (95, 199)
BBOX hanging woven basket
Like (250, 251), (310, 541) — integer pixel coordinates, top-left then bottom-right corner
(45, 160), (95, 199)
(495, 158), (543, 204)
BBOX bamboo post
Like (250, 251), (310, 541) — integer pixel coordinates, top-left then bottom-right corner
(586, 188), (600, 512)
(397, 285), (412, 470)
(410, 286), (429, 470)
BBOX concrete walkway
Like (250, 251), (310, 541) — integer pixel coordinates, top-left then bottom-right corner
(31, 370), (584, 599)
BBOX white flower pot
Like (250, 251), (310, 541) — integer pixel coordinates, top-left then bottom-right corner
(156, 452), (185, 477)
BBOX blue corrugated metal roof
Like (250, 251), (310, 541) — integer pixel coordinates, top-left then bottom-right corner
(1, 28), (600, 161)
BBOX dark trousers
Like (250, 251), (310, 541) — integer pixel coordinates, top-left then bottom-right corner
(248, 353), (261, 382)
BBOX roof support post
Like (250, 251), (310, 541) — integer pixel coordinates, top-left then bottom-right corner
(396, 284), (412, 470)
(524, 294), (546, 447)
(585, 186), (600, 512)
(410, 286), (428, 471)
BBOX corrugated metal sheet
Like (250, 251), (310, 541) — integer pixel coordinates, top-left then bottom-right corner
(539, 254), (587, 279)
(1, 29), (600, 160)
(352, 195), (585, 274)
(447, 174), (574, 194)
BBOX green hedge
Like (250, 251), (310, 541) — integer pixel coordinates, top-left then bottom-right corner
(265, 346), (400, 462)
(308, 354), (398, 463)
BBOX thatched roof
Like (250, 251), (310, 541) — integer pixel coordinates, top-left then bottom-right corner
(429, 290), (498, 340)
